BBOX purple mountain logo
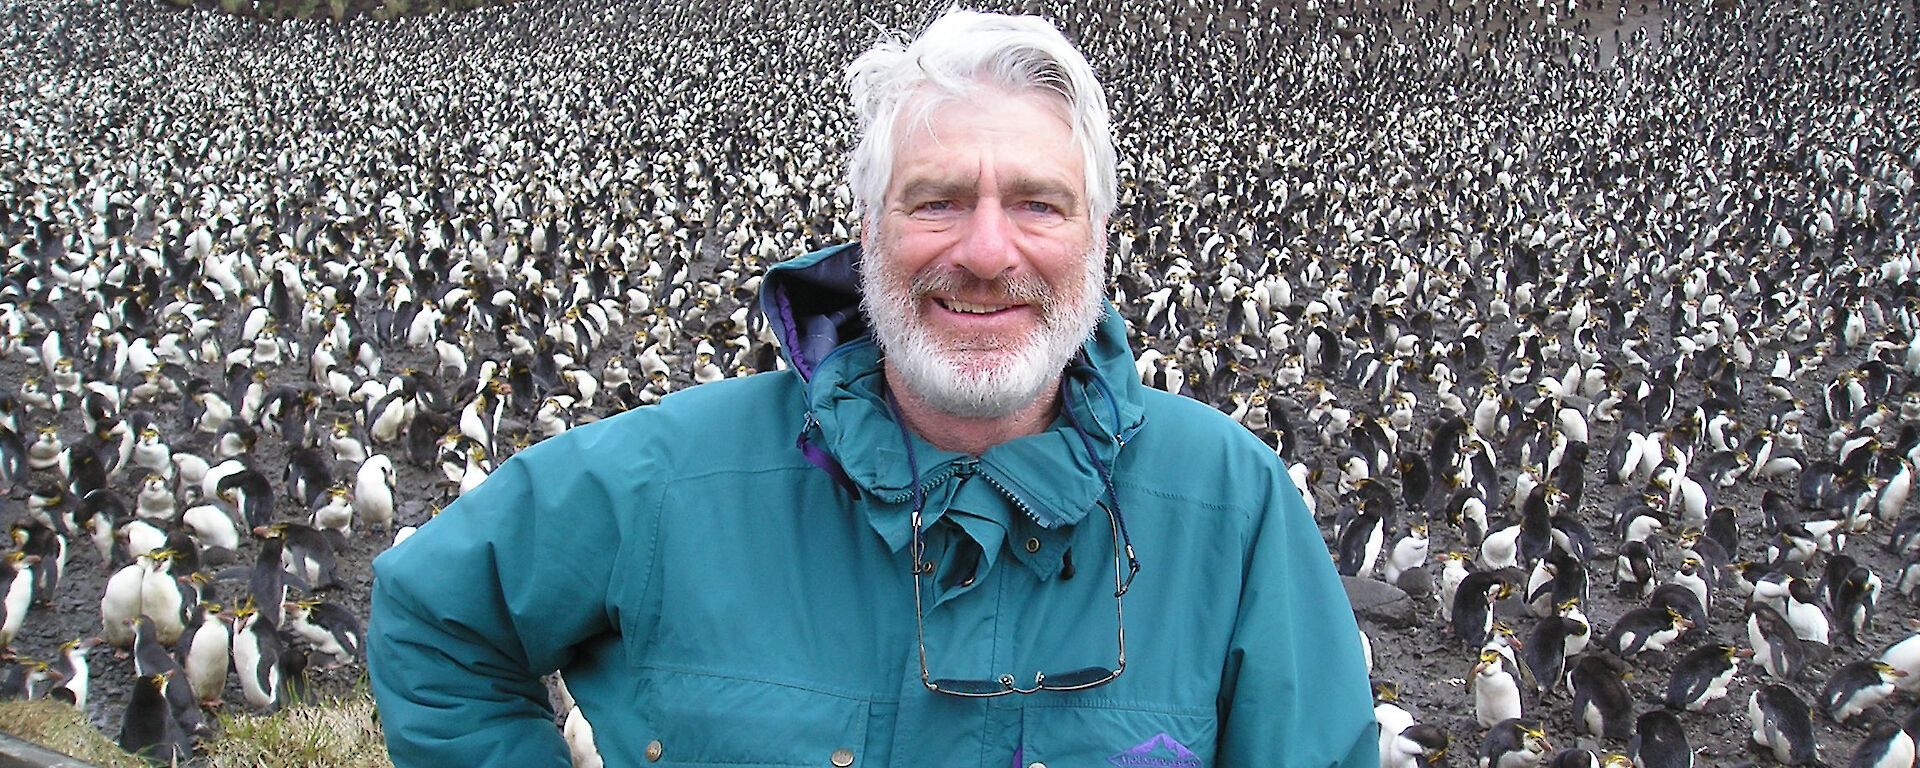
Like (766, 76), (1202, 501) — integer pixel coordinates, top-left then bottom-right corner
(1108, 733), (1202, 768)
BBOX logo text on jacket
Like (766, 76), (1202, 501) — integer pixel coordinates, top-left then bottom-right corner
(1109, 733), (1201, 768)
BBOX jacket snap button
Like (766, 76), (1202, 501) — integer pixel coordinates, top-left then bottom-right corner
(1028, 763), (1047, 768)
(645, 740), (663, 762)
(831, 747), (856, 766)
(1025, 538), (1041, 553)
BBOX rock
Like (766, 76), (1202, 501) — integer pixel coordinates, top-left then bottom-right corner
(1344, 575), (1416, 627)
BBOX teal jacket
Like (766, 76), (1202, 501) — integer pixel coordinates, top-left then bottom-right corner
(369, 243), (1377, 767)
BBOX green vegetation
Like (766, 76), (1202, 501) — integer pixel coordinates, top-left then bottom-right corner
(0, 700), (148, 768)
(205, 693), (394, 768)
(0, 692), (395, 768)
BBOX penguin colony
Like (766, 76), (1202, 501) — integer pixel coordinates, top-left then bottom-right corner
(1, 0), (1919, 763)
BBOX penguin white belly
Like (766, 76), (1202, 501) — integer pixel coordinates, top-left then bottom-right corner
(183, 505), (240, 553)
(1785, 600), (1830, 644)
(0, 575), (32, 645)
(1696, 666), (1736, 709)
(185, 619), (230, 704)
(100, 564), (144, 648)
(1475, 669), (1522, 727)
(1881, 634), (1920, 692)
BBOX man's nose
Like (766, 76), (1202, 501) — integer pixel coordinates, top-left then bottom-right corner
(950, 203), (1018, 280)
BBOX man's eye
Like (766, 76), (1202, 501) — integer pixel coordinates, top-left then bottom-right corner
(1019, 201), (1061, 215)
(917, 200), (955, 213)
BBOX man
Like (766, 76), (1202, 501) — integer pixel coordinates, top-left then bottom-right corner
(369, 9), (1376, 767)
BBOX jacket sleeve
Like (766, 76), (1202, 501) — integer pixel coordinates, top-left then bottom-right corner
(1216, 468), (1378, 767)
(369, 429), (645, 767)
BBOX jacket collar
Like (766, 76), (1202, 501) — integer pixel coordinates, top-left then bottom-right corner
(762, 243), (1149, 577)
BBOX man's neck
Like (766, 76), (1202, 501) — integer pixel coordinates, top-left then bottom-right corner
(884, 366), (1060, 457)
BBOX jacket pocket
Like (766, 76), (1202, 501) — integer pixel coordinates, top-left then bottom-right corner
(1021, 705), (1217, 767)
(633, 669), (871, 767)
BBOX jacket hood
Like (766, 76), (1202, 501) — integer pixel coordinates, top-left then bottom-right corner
(760, 242), (1150, 569)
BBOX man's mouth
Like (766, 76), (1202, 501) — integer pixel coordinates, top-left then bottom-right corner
(936, 299), (1017, 315)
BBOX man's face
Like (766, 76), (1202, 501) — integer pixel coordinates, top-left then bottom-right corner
(863, 90), (1104, 419)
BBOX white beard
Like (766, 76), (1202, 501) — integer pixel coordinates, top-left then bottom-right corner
(861, 240), (1105, 419)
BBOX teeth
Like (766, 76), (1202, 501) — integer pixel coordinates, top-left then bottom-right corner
(942, 300), (1009, 314)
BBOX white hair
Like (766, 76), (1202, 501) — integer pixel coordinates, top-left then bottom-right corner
(844, 8), (1117, 230)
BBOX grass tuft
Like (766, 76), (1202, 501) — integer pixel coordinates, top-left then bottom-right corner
(204, 693), (393, 768)
(0, 699), (148, 768)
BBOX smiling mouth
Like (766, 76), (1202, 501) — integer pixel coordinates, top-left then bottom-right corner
(937, 299), (1017, 315)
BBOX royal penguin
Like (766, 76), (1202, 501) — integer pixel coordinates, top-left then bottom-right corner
(181, 503), (239, 565)
(1851, 719), (1916, 768)
(131, 616), (208, 740)
(231, 604), (284, 712)
(1749, 683), (1820, 766)
(0, 658), (51, 700)
(10, 520), (64, 605)
(1749, 603), (1808, 681)
(138, 551), (195, 646)
(1880, 632), (1920, 694)
(1472, 648), (1525, 728)
(283, 599), (363, 669)
(1453, 568), (1519, 647)
(1603, 605), (1692, 658)
(1378, 701), (1449, 768)
(1523, 616), (1590, 697)
(0, 551), (39, 649)
(1567, 653), (1635, 741)
(354, 454), (397, 532)
(1337, 508), (1386, 578)
(46, 637), (93, 710)
(1438, 552), (1471, 621)
(1665, 643), (1750, 712)
(1544, 750), (1630, 768)
(99, 561), (145, 650)
(1823, 660), (1906, 725)
(1615, 540), (1655, 600)
(1383, 524), (1430, 587)
(1783, 576), (1833, 645)
(1831, 562), (1882, 646)
(1480, 717), (1551, 768)
(176, 604), (230, 708)
(311, 485), (353, 536)
(278, 523), (342, 591)
(119, 672), (190, 764)
(1630, 709), (1690, 768)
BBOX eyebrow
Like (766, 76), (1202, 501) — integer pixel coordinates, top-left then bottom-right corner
(895, 173), (1084, 208)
